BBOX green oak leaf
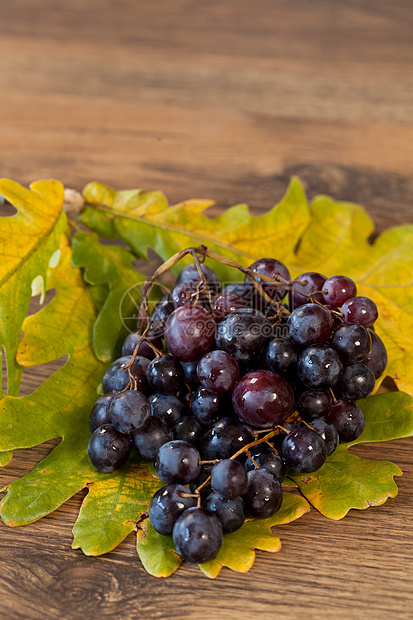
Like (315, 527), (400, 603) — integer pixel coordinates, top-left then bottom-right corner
(71, 230), (151, 363)
(290, 392), (413, 519)
(80, 177), (310, 282)
(0, 178), (66, 397)
(72, 462), (163, 556)
(137, 521), (182, 578)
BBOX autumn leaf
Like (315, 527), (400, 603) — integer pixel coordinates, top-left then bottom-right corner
(71, 230), (152, 363)
(80, 181), (413, 396)
(290, 392), (413, 519)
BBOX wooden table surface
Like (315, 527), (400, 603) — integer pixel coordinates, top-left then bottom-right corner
(1, 2), (413, 618)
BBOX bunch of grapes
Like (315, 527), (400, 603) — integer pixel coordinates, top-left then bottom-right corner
(87, 248), (387, 565)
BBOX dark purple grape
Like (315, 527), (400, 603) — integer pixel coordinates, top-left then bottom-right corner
(310, 418), (339, 455)
(322, 275), (357, 307)
(121, 331), (163, 360)
(245, 258), (290, 303)
(147, 355), (185, 395)
(292, 272), (327, 308)
(297, 344), (342, 388)
(265, 337), (298, 374)
(150, 294), (174, 336)
(337, 363), (375, 400)
(155, 440), (201, 484)
(244, 443), (286, 482)
(165, 305), (216, 362)
(288, 303), (333, 347)
(200, 418), (254, 460)
(176, 263), (220, 293)
(197, 350), (240, 394)
(325, 305), (343, 331)
(327, 399), (365, 442)
(170, 281), (200, 309)
(298, 389), (332, 419)
(212, 291), (246, 323)
(173, 507), (223, 563)
(232, 370), (294, 429)
(109, 390), (150, 434)
(210, 459), (248, 499)
(102, 355), (149, 394)
(204, 493), (245, 534)
(341, 296), (378, 327)
(242, 469), (283, 518)
(173, 416), (202, 444)
(149, 393), (186, 427)
(331, 322), (371, 363)
(89, 393), (116, 433)
(149, 484), (197, 536)
(131, 416), (173, 460)
(191, 387), (228, 425)
(216, 308), (273, 367)
(88, 424), (131, 473)
(364, 330), (387, 379)
(282, 426), (327, 473)
(180, 361), (200, 387)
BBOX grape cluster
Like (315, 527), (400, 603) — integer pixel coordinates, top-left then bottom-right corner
(87, 255), (387, 565)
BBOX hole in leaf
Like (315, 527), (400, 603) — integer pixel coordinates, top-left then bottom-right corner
(27, 288), (57, 317)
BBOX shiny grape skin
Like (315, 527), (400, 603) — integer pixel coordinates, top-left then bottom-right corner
(326, 399), (365, 442)
(221, 283), (253, 306)
(102, 355), (149, 394)
(121, 331), (163, 360)
(147, 355), (185, 395)
(176, 263), (220, 293)
(204, 493), (245, 534)
(364, 330), (388, 379)
(88, 424), (131, 473)
(200, 418), (254, 460)
(265, 337), (298, 374)
(288, 303), (334, 347)
(292, 272), (327, 308)
(215, 308), (273, 366)
(232, 370), (294, 428)
(341, 296), (378, 327)
(170, 282), (200, 309)
(148, 484), (197, 536)
(282, 427), (327, 473)
(337, 363), (375, 400)
(173, 416), (202, 445)
(310, 417), (339, 456)
(212, 292), (246, 323)
(244, 258), (291, 303)
(210, 459), (248, 499)
(331, 322), (372, 363)
(149, 393), (186, 427)
(297, 344), (343, 388)
(89, 393), (116, 433)
(322, 275), (357, 307)
(165, 305), (217, 362)
(173, 507), (223, 563)
(244, 443), (287, 482)
(180, 361), (200, 387)
(191, 387), (228, 426)
(241, 469), (283, 519)
(109, 390), (150, 434)
(131, 416), (173, 460)
(297, 389), (332, 419)
(197, 350), (240, 394)
(155, 440), (201, 484)
(150, 295), (174, 336)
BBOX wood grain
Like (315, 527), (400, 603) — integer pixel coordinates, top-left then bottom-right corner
(1, 1), (413, 618)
